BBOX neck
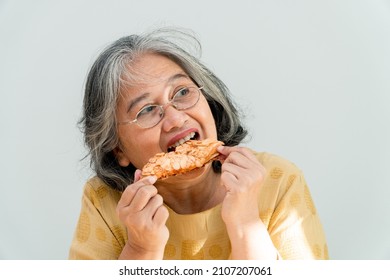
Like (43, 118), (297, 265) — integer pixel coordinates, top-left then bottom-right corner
(155, 165), (224, 214)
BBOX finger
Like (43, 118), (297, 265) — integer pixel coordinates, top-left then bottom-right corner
(153, 205), (169, 227)
(221, 162), (249, 186)
(217, 145), (241, 155)
(128, 184), (158, 212)
(216, 146), (237, 164)
(143, 194), (164, 218)
(223, 151), (253, 170)
(218, 146), (258, 164)
(223, 157), (266, 179)
(221, 170), (240, 188)
(117, 175), (157, 209)
(222, 161), (247, 177)
(226, 149), (265, 176)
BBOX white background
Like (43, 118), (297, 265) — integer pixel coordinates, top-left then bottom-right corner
(0, 0), (389, 259)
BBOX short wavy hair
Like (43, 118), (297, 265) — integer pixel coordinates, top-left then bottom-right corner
(79, 28), (248, 191)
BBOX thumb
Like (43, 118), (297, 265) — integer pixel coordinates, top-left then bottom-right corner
(217, 145), (236, 155)
(134, 169), (142, 183)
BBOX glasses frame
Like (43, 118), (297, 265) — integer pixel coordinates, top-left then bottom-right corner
(118, 86), (203, 129)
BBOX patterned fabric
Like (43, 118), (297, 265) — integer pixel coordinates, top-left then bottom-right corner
(69, 152), (328, 260)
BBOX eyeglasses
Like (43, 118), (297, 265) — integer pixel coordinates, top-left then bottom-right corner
(119, 86), (203, 129)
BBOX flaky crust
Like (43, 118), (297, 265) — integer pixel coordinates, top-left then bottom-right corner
(141, 138), (224, 179)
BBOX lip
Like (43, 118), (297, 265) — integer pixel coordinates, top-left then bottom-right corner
(166, 128), (199, 150)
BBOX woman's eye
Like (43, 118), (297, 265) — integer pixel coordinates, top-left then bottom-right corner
(175, 87), (190, 98)
(137, 105), (157, 117)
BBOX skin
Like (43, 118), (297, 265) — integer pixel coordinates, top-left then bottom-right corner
(114, 53), (277, 260)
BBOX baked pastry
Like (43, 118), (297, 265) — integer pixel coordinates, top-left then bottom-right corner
(141, 138), (224, 179)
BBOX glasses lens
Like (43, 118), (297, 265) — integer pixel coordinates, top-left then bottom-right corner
(134, 87), (201, 128)
(172, 87), (200, 110)
(136, 105), (163, 128)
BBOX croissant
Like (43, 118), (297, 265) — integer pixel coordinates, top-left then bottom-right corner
(141, 138), (224, 179)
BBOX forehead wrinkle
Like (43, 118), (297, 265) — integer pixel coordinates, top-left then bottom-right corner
(120, 53), (191, 91)
(125, 72), (190, 89)
(122, 72), (192, 112)
(120, 51), (194, 112)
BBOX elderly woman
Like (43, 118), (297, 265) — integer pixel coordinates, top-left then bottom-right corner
(69, 28), (328, 260)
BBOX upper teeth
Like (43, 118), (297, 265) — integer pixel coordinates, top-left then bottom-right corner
(168, 132), (196, 150)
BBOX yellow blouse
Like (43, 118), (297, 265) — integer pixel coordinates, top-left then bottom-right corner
(69, 152), (328, 260)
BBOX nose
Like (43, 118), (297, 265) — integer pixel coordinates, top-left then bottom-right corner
(161, 103), (188, 132)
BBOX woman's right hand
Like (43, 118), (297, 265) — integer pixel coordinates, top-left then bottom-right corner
(116, 169), (169, 259)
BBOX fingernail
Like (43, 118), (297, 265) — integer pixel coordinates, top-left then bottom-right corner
(148, 176), (157, 184)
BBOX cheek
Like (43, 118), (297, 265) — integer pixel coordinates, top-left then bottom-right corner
(203, 110), (216, 128)
(194, 98), (218, 137)
(117, 128), (159, 168)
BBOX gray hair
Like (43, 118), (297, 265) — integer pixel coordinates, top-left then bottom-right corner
(79, 28), (248, 191)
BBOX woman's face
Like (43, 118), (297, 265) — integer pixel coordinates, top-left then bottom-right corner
(115, 53), (217, 172)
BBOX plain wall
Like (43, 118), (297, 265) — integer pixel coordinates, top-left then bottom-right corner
(0, 0), (389, 259)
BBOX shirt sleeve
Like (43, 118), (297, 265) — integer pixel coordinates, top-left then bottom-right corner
(268, 171), (329, 259)
(68, 180), (127, 260)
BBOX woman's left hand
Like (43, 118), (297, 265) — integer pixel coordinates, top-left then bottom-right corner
(217, 145), (277, 259)
(218, 146), (278, 259)
(217, 145), (266, 227)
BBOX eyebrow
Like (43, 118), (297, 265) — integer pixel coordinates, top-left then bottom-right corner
(167, 73), (190, 84)
(126, 73), (191, 113)
(127, 93), (150, 113)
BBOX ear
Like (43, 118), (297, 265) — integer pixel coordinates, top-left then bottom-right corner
(113, 146), (131, 167)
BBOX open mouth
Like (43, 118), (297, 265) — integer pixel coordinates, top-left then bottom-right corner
(167, 132), (199, 153)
